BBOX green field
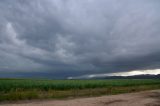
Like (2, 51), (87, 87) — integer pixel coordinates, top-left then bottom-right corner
(0, 79), (160, 102)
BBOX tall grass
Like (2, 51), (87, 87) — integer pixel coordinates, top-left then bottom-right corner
(0, 79), (159, 91)
(0, 79), (160, 101)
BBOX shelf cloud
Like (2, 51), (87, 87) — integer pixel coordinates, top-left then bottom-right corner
(0, 0), (160, 78)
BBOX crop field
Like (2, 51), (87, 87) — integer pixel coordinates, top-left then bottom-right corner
(0, 79), (160, 102)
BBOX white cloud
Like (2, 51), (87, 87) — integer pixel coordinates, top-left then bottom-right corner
(69, 69), (160, 79)
(6, 22), (25, 46)
(109, 69), (160, 76)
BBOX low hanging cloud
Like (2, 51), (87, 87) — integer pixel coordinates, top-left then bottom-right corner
(0, 0), (160, 78)
(68, 69), (160, 79)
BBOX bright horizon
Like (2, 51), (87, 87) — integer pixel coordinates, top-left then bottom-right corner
(68, 69), (160, 79)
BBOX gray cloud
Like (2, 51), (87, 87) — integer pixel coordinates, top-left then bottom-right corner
(0, 0), (160, 78)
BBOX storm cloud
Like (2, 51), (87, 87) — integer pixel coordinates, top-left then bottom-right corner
(0, 0), (160, 78)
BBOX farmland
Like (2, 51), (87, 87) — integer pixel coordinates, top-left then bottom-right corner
(0, 79), (160, 102)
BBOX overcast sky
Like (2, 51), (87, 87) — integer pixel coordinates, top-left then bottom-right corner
(0, 0), (160, 79)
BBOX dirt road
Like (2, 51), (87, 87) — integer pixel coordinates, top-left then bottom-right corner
(1, 90), (160, 106)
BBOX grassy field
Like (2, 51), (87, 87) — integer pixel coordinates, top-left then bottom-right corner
(0, 79), (160, 102)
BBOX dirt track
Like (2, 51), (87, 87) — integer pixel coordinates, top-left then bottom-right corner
(1, 90), (160, 106)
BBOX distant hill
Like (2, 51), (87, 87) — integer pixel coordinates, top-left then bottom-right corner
(102, 74), (160, 79)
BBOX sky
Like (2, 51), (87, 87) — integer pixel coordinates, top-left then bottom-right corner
(0, 0), (160, 79)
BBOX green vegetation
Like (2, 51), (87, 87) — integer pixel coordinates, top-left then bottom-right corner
(0, 79), (160, 102)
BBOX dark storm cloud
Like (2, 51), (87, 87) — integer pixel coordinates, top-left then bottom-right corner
(0, 0), (160, 78)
